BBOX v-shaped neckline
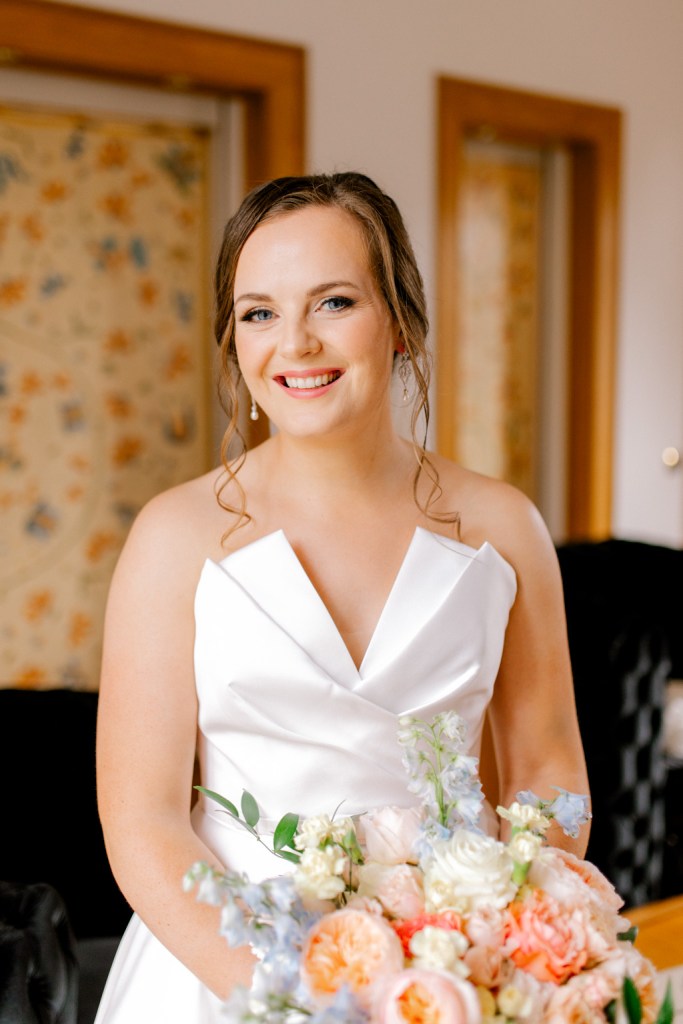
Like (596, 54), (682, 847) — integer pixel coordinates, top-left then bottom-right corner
(214, 527), (509, 680)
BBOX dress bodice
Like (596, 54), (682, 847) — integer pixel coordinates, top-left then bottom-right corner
(95, 526), (517, 1024)
(192, 527), (517, 878)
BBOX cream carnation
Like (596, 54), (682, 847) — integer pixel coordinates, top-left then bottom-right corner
(497, 802), (551, 833)
(294, 814), (353, 850)
(508, 831), (543, 864)
(294, 845), (347, 900)
(409, 924), (469, 973)
(424, 830), (516, 914)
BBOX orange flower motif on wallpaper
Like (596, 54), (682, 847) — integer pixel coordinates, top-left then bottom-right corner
(138, 278), (159, 305)
(21, 213), (45, 242)
(97, 138), (129, 169)
(0, 276), (27, 307)
(14, 666), (47, 689)
(112, 436), (145, 466)
(86, 530), (120, 563)
(103, 328), (134, 354)
(41, 180), (69, 203)
(165, 344), (193, 380)
(69, 612), (93, 648)
(23, 590), (54, 622)
(20, 372), (43, 396)
(105, 393), (133, 418)
(99, 191), (132, 222)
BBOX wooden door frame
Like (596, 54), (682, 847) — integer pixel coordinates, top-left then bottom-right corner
(437, 76), (621, 539)
(0, 0), (306, 448)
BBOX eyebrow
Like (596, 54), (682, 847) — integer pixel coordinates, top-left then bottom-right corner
(234, 280), (359, 305)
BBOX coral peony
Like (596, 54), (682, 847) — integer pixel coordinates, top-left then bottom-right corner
(301, 908), (404, 1008)
(504, 890), (590, 984)
(373, 968), (482, 1024)
(359, 805), (423, 865)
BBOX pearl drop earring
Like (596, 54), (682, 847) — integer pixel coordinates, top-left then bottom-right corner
(250, 397), (259, 421)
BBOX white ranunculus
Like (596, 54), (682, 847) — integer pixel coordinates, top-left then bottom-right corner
(293, 845), (346, 900)
(423, 829), (516, 914)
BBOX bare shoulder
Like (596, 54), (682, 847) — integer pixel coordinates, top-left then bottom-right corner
(111, 467), (227, 596)
(428, 454), (559, 580)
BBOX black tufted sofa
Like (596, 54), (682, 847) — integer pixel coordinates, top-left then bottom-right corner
(0, 688), (130, 1024)
(1, 539), (682, 1020)
(556, 538), (683, 909)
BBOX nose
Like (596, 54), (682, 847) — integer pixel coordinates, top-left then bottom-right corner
(278, 312), (322, 360)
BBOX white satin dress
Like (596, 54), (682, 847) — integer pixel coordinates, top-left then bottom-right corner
(94, 527), (516, 1023)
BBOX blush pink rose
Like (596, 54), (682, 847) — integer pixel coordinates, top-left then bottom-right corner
(359, 806), (423, 865)
(301, 908), (405, 1009)
(463, 943), (509, 989)
(504, 891), (590, 984)
(357, 863), (425, 919)
(372, 968), (482, 1024)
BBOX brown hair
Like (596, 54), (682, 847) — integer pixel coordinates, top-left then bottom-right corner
(214, 171), (450, 531)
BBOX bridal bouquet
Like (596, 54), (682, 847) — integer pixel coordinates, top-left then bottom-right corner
(185, 712), (674, 1024)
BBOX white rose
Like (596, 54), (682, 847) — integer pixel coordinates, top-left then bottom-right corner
(423, 830), (516, 914)
(358, 805), (422, 864)
(294, 845), (346, 900)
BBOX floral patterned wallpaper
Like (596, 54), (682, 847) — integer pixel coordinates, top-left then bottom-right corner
(457, 141), (542, 501)
(0, 107), (211, 690)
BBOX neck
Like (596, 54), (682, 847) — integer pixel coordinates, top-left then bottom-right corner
(264, 425), (416, 509)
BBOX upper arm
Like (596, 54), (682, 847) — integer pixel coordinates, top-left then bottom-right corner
(481, 488), (588, 802)
(96, 491), (203, 846)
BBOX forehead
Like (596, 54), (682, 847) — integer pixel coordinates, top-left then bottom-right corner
(234, 205), (372, 289)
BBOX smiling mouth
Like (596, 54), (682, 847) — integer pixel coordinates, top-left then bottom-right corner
(279, 371), (342, 390)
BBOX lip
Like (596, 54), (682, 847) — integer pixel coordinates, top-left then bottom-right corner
(273, 368), (344, 398)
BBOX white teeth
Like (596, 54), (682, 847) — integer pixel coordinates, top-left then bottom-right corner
(284, 372), (339, 389)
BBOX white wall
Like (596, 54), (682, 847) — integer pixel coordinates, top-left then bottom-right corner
(46, 0), (683, 544)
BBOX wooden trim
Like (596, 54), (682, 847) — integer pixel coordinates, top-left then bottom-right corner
(0, 0), (305, 448)
(437, 76), (621, 539)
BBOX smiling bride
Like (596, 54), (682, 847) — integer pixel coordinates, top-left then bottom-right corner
(94, 172), (589, 1023)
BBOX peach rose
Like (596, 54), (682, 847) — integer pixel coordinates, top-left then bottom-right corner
(357, 863), (425, 919)
(359, 806), (423, 865)
(504, 890), (590, 983)
(544, 984), (602, 1024)
(301, 908), (404, 1008)
(373, 968), (482, 1024)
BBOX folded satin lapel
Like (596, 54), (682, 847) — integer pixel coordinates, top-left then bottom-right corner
(209, 530), (361, 688)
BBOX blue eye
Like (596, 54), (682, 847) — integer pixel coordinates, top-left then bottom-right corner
(242, 307), (273, 323)
(321, 296), (354, 312)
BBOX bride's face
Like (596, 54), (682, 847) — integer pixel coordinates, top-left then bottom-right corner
(233, 205), (401, 441)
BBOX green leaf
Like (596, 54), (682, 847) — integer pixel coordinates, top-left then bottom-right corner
(241, 790), (260, 828)
(617, 925), (639, 944)
(605, 999), (617, 1023)
(655, 982), (674, 1024)
(343, 828), (365, 865)
(194, 786), (239, 818)
(276, 849), (301, 864)
(273, 813), (299, 851)
(622, 977), (642, 1024)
